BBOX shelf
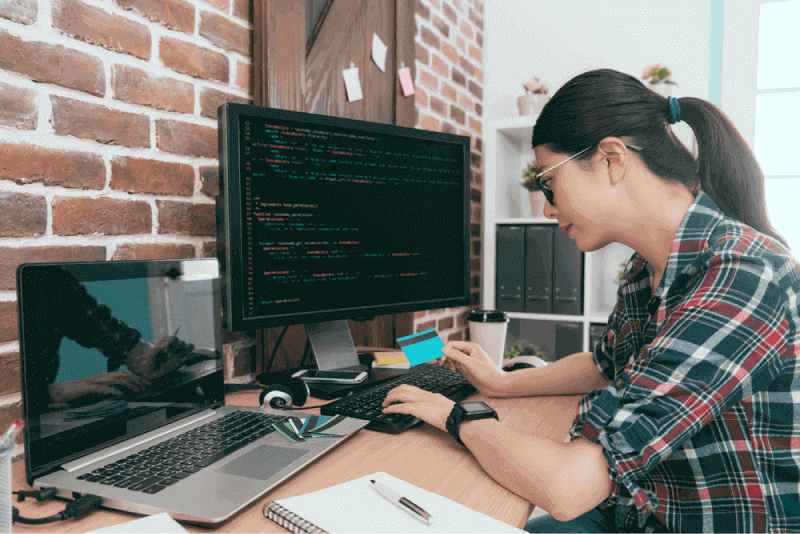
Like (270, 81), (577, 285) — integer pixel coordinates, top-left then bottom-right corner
(504, 312), (612, 324)
(495, 218), (555, 225)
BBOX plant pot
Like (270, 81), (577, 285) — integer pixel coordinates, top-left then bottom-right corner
(529, 190), (547, 218)
(650, 83), (675, 98)
(517, 93), (549, 116)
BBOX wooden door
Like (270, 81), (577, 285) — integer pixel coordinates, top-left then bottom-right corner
(251, 0), (416, 373)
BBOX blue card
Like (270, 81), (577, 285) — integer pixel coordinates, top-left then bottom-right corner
(396, 328), (444, 366)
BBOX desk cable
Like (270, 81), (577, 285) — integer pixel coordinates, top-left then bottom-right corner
(12, 488), (103, 525)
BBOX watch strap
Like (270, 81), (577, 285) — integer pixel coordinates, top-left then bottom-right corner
(446, 402), (498, 446)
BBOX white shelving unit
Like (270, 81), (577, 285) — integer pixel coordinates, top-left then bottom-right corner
(483, 115), (635, 354)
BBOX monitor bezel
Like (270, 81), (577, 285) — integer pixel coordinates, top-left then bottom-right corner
(218, 103), (472, 332)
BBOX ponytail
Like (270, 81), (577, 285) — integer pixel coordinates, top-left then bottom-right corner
(678, 97), (786, 248)
(532, 69), (788, 249)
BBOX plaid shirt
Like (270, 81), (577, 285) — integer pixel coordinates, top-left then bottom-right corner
(569, 192), (800, 533)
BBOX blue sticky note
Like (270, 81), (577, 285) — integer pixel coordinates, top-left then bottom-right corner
(396, 329), (444, 366)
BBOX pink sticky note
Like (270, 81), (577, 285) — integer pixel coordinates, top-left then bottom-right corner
(398, 67), (414, 96)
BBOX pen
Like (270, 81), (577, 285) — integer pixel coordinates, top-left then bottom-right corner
(370, 479), (432, 525)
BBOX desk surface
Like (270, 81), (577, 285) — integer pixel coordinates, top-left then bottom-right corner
(12, 390), (582, 533)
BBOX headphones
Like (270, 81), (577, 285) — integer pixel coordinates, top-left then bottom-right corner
(257, 378), (309, 410)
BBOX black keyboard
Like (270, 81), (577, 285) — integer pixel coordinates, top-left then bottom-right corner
(76, 410), (287, 494)
(321, 363), (477, 433)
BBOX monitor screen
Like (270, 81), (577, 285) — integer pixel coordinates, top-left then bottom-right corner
(217, 104), (471, 332)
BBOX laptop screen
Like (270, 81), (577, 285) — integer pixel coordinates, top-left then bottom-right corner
(17, 259), (225, 481)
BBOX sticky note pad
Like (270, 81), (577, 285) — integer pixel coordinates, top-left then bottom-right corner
(374, 352), (410, 365)
(396, 329), (444, 366)
(398, 67), (414, 96)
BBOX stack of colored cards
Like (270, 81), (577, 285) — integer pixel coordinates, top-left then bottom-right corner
(272, 414), (347, 443)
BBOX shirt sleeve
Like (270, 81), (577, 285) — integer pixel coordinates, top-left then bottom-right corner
(575, 254), (792, 527)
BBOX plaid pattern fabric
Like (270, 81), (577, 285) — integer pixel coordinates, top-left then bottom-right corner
(569, 192), (800, 533)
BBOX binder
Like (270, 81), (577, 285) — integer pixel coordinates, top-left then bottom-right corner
(589, 323), (607, 351)
(553, 228), (584, 315)
(524, 225), (553, 313)
(554, 322), (582, 360)
(496, 226), (525, 312)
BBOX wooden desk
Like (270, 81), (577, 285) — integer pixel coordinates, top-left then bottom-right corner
(11, 391), (582, 532)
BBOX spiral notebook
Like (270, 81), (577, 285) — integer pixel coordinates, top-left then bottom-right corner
(263, 472), (525, 533)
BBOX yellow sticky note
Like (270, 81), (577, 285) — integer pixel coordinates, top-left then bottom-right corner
(374, 352), (409, 365)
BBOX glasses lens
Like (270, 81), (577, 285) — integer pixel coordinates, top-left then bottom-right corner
(537, 176), (554, 206)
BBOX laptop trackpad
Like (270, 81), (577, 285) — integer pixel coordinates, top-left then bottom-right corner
(220, 445), (310, 481)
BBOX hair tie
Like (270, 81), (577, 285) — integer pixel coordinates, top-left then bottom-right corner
(667, 96), (681, 124)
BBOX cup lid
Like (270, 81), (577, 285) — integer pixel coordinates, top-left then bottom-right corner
(467, 310), (508, 323)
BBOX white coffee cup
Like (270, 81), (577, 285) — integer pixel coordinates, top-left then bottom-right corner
(467, 310), (509, 369)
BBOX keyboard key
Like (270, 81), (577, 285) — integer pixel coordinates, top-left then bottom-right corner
(127, 476), (165, 491)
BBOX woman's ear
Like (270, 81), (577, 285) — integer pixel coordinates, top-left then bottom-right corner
(596, 137), (629, 184)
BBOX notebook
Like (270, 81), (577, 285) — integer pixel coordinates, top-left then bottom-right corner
(263, 472), (525, 533)
(16, 259), (368, 526)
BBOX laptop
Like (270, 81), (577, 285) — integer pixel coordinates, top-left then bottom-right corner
(16, 258), (368, 526)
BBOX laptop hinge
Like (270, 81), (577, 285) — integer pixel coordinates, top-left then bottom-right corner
(61, 409), (218, 473)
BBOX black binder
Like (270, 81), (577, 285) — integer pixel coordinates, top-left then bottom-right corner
(555, 322), (582, 360)
(524, 225), (553, 313)
(496, 225), (525, 312)
(589, 323), (608, 350)
(553, 228), (584, 315)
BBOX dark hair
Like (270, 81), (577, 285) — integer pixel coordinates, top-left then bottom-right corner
(531, 69), (787, 248)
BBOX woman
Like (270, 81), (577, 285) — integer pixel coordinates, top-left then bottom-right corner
(381, 69), (800, 533)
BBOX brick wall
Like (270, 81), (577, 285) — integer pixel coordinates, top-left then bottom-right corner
(0, 0), (253, 454)
(0, 0), (485, 457)
(412, 0), (484, 341)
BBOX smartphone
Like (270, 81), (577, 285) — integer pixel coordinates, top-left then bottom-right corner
(292, 369), (368, 384)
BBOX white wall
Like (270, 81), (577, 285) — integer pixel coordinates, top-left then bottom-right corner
(484, 1), (712, 121)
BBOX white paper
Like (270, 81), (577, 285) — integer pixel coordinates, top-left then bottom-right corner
(272, 472), (524, 533)
(372, 33), (388, 72)
(85, 512), (187, 533)
(343, 66), (363, 102)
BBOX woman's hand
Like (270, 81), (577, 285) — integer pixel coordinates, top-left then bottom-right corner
(381, 385), (455, 432)
(437, 341), (507, 397)
(126, 336), (195, 380)
(49, 370), (151, 404)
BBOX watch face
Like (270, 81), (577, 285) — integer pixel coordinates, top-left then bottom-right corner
(461, 401), (493, 415)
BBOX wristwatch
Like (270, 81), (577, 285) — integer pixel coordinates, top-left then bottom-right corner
(446, 401), (498, 446)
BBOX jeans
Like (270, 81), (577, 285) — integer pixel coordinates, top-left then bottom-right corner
(524, 504), (634, 533)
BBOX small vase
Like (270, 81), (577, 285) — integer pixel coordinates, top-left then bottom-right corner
(529, 190), (547, 218)
(650, 83), (675, 98)
(517, 93), (549, 116)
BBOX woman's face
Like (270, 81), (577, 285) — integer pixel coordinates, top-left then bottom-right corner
(533, 145), (619, 252)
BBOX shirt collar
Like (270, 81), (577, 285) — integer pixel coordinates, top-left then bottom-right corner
(624, 191), (727, 297)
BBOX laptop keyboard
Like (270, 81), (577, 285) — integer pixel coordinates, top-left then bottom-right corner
(321, 364), (477, 434)
(76, 410), (287, 494)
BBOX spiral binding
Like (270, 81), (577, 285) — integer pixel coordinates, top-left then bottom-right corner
(264, 501), (329, 534)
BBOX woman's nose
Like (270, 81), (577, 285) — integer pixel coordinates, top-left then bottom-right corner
(543, 200), (557, 219)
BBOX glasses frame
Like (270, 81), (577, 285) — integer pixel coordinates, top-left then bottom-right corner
(535, 143), (643, 206)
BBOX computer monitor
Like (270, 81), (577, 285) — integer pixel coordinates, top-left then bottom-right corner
(217, 103), (470, 370)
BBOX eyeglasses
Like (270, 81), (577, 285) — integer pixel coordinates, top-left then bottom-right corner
(535, 143), (643, 206)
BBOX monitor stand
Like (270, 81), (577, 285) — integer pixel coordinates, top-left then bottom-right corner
(305, 320), (365, 372)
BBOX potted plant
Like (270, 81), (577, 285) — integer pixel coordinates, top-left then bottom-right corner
(517, 77), (550, 116)
(642, 64), (677, 97)
(502, 341), (547, 370)
(521, 160), (547, 217)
